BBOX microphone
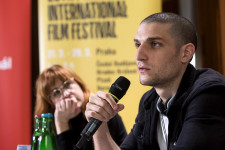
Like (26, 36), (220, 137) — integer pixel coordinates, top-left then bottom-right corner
(76, 76), (130, 149)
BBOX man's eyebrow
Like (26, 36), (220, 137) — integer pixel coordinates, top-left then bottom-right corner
(134, 36), (163, 43)
(146, 37), (162, 41)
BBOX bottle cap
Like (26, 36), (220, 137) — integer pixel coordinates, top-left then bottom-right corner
(34, 114), (41, 118)
(41, 113), (53, 118)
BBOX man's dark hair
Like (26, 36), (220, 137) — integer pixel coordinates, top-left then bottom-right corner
(141, 12), (197, 51)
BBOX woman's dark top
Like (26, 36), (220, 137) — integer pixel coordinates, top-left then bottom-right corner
(56, 113), (127, 150)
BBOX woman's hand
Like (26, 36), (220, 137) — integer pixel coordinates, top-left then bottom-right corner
(54, 99), (81, 134)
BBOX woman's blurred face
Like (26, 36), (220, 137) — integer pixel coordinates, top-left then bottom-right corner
(49, 78), (85, 109)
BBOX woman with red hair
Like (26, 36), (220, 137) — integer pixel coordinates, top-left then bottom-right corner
(34, 64), (127, 150)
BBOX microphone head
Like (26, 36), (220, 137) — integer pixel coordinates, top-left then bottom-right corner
(109, 76), (130, 100)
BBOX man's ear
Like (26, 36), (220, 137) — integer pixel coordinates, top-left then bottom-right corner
(180, 43), (195, 63)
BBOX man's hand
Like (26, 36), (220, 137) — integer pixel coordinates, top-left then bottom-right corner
(85, 91), (124, 122)
(85, 91), (123, 150)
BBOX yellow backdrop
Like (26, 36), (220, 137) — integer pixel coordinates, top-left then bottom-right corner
(38, 0), (161, 132)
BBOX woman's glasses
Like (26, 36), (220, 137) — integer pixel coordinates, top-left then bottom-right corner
(49, 78), (75, 100)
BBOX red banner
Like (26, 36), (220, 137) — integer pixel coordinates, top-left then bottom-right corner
(0, 0), (31, 149)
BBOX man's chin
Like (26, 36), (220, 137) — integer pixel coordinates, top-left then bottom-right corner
(140, 77), (154, 86)
(140, 77), (149, 84)
(140, 82), (150, 86)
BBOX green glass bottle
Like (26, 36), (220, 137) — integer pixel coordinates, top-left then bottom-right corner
(39, 113), (57, 150)
(32, 114), (42, 150)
